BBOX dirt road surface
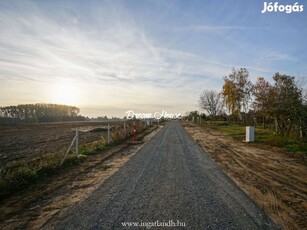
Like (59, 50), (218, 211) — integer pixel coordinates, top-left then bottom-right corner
(56, 121), (278, 229)
(183, 122), (307, 229)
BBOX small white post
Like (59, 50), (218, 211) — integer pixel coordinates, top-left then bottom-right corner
(246, 126), (255, 142)
(76, 129), (79, 157)
(108, 124), (110, 144)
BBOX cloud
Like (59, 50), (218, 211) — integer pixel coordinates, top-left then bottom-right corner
(177, 25), (298, 33)
(177, 25), (247, 32)
(261, 50), (297, 62)
(0, 1), (233, 89)
(0, 0), (305, 117)
(0, 1), (204, 115)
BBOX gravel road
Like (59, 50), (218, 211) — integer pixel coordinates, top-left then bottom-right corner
(56, 121), (279, 229)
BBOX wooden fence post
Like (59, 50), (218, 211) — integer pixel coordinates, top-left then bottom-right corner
(76, 128), (79, 157)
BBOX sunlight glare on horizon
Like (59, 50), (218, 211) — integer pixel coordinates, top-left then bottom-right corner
(50, 79), (80, 106)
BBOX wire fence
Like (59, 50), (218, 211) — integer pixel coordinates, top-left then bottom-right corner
(0, 120), (155, 170)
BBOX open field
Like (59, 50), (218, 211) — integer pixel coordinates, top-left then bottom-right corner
(0, 121), (138, 169)
(183, 122), (307, 229)
(0, 120), (149, 199)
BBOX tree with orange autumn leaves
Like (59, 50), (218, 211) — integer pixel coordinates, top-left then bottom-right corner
(218, 68), (306, 137)
(222, 68), (253, 120)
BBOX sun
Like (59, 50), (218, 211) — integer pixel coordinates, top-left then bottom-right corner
(51, 79), (80, 106)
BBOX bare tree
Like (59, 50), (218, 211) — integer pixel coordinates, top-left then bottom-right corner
(198, 90), (223, 118)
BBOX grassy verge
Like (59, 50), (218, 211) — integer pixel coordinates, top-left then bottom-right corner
(0, 126), (153, 201)
(0, 140), (106, 200)
(202, 122), (307, 157)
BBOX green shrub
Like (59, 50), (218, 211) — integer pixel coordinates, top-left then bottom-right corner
(266, 135), (289, 148)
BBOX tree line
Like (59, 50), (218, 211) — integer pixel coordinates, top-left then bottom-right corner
(0, 104), (85, 124)
(198, 68), (307, 138)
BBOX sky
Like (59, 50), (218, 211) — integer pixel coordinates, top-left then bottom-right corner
(0, 0), (306, 117)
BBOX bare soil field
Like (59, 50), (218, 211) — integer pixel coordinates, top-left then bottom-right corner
(0, 121), (135, 168)
(183, 122), (307, 229)
(0, 125), (161, 229)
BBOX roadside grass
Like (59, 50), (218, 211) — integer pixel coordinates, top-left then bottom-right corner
(203, 121), (307, 157)
(0, 140), (106, 201)
(0, 126), (153, 201)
